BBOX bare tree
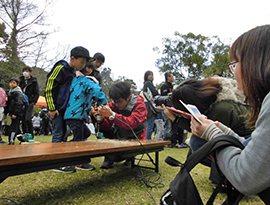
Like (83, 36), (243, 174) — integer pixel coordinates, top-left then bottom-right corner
(0, 0), (55, 72)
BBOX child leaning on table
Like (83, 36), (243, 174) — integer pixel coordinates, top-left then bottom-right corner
(97, 81), (148, 169)
(4, 78), (24, 145)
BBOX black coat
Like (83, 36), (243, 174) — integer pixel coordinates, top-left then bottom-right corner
(19, 75), (39, 104)
(160, 81), (173, 96)
(4, 88), (24, 118)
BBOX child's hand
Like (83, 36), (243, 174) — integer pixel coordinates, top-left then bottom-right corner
(98, 105), (112, 118)
(49, 110), (59, 119)
(90, 106), (97, 116)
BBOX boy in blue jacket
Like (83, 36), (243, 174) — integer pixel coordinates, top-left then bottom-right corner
(64, 62), (107, 170)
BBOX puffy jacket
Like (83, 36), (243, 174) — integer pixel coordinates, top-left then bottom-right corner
(19, 75), (39, 104)
(4, 86), (24, 118)
(174, 77), (254, 138)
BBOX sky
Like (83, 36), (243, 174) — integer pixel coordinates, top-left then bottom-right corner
(46, 0), (270, 90)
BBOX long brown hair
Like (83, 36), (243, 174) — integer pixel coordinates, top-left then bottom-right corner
(229, 25), (270, 126)
(172, 78), (222, 114)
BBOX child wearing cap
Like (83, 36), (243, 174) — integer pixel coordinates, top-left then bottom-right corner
(88, 52), (105, 84)
(4, 78), (24, 145)
(45, 46), (92, 173)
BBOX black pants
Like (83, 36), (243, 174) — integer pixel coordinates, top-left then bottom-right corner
(22, 104), (34, 136)
(41, 120), (50, 135)
(171, 123), (184, 145)
(9, 116), (21, 143)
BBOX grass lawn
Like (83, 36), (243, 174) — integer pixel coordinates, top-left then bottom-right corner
(0, 135), (264, 205)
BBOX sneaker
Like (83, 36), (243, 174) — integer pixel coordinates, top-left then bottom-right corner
(53, 166), (76, 173)
(123, 157), (135, 166)
(165, 144), (175, 148)
(100, 159), (114, 169)
(175, 143), (188, 148)
(76, 164), (96, 171)
(0, 140), (7, 144)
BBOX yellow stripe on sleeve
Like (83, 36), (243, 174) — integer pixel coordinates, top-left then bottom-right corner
(45, 65), (64, 111)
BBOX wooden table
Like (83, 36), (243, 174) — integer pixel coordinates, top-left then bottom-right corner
(0, 139), (170, 184)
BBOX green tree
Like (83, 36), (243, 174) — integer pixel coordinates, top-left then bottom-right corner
(154, 32), (231, 83)
(114, 76), (138, 94)
(203, 36), (231, 77)
(0, 22), (8, 45)
(0, 0), (54, 73)
(100, 67), (114, 96)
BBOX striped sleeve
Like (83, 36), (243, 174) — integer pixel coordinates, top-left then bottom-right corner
(45, 64), (63, 111)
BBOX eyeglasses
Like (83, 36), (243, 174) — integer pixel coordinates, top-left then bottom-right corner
(228, 62), (238, 75)
(112, 99), (125, 105)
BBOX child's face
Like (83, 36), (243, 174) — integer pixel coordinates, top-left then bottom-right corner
(71, 57), (87, 71)
(9, 81), (18, 89)
(94, 60), (103, 69)
(84, 67), (93, 76)
(113, 96), (131, 110)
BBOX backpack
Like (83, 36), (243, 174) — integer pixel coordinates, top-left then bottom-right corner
(22, 93), (29, 110)
(0, 87), (6, 107)
(160, 135), (270, 205)
(141, 90), (160, 115)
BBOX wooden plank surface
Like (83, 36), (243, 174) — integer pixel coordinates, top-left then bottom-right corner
(0, 139), (170, 166)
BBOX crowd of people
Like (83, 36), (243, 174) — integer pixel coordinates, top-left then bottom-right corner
(0, 67), (53, 144)
(1, 24), (270, 199)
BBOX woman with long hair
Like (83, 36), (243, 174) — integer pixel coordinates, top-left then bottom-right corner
(190, 25), (270, 195)
(142, 71), (159, 139)
(169, 77), (252, 153)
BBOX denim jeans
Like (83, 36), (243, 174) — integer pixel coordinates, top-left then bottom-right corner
(190, 134), (207, 152)
(243, 137), (252, 146)
(66, 120), (91, 141)
(190, 135), (252, 153)
(146, 114), (155, 140)
(51, 112), (66, 143)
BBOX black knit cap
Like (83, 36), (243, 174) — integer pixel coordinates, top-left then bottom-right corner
(9, 77), (19, 84)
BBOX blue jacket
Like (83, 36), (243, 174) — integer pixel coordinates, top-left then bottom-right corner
(45, 60), (75, 112)
(64, 75), (107, 121)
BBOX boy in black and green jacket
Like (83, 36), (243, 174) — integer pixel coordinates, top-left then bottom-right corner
(45, 46), (93, 173)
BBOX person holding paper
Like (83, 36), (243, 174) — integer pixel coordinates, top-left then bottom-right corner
(190, 24), (270, 195)
(164, 77), (253, 153)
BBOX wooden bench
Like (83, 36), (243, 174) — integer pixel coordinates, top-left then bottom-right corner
(0, 139), (170, 184)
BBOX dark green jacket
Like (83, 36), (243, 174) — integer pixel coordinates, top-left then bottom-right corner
(175, 100), (253, 139)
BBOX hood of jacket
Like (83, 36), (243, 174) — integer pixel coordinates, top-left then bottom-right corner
(213, 77), (245, 104)
(10, 86), (22, 93)
(124, 94), (138, 112)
